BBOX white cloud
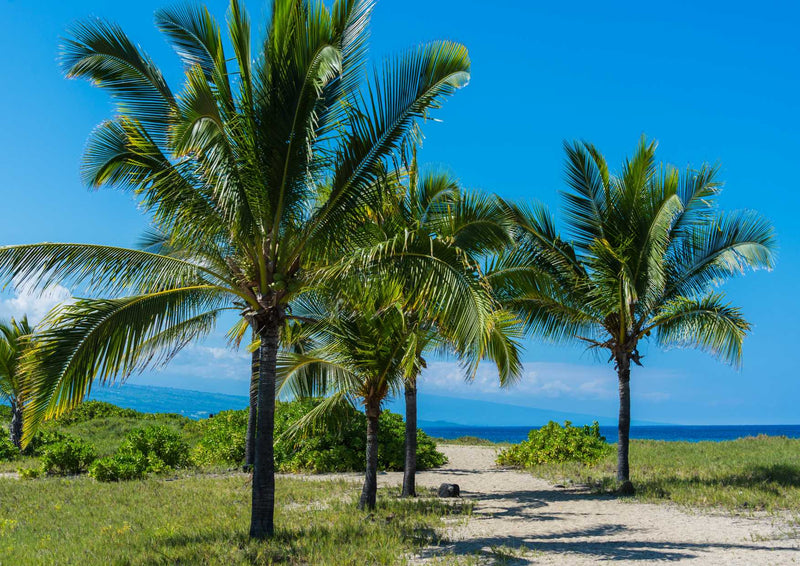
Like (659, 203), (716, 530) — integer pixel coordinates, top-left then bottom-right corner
(0, 280), (73, 325)
(419, 360), (676, 404)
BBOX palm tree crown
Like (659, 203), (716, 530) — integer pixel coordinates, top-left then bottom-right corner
(0, 0), (470, 537)
(491, 137), (776, 485)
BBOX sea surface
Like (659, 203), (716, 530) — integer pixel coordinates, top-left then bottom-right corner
(424, 425), (800, 444)
(87, 384), (800, 444)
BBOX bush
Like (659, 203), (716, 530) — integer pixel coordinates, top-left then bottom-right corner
(497, 421), (612, 467)
(24, 428), (70, 456)
(191, 410), (248, 466)
(18, 467), (41, 480)
(40, 437), (97, 475)
(55, 401), (141, 425)
(0, 430), (19, 461)
(54, 401), (188, 427)
(273, 399), (446, 473)
(90, 425), (190, 481)
(189, 399), (447, 473)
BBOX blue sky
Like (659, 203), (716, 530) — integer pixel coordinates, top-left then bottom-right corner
(1, 0), (798, 425)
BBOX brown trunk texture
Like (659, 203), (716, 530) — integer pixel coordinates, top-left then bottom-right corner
(249, 314), (280, 538)
(401, 381), (417, 497)
(359, 399), (380, 511)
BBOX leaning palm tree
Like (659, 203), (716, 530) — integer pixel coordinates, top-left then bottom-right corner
(0, 316), (34, 449)
(490, 137), (776, 491)
(0, 0), (470, 537)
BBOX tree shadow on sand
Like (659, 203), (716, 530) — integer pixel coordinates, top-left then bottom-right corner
(420, 523), (798, 564)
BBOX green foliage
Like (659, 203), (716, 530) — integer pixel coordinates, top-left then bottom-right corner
(276, 400), (446, 473)
(89, 424), (190, 482)
(191, 400), (446, 473)
(55, 400), (142, 424)
(189, 409), (248, 467)
(376, 411), (446, 471)
(0, 432), (18, 461)
(24, 428), (70, 456)
(17, 466), (41, 480)
(40, 437), (97, 475)
(55, 400), (189, 427)
(497, 421), (611, 467)
(0, 404), (11, 422)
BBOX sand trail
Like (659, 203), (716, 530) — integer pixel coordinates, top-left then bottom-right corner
(373, 445), (799, 565)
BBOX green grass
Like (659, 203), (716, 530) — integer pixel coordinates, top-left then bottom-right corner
(0, 474), (471, 565)
(522, 436), (800, 511)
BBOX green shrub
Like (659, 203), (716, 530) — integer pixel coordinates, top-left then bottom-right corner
(24, 428), (70, 456)
(55, 401), (188, 427)
(191, 410), (248, 466)
(497, 421), (612, 467)
(89, 454), (147, 482)
(40, 437), (97, 475)
(0, 404), (11, 423)
(0, 430), (19, 461)
(18, 467), (41, 480)
(189, 399), (446, 473)
(273, 399), (446, 473)
(89, 425), (190, 481)
(55, 401), (142, 425)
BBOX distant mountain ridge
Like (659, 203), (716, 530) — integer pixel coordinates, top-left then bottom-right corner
(86, 383), (666, 426)
(401, 394), (666, 427)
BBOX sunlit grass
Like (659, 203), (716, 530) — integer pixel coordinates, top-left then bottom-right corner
(0, 475), (471, 565)
(515, 436), (800, 511)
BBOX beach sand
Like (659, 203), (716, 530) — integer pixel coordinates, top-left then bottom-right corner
(367, 445), (799, 564)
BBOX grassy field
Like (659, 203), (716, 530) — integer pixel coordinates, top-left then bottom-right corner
(0, 475), (471, 565)
(508, 435), (800, 512)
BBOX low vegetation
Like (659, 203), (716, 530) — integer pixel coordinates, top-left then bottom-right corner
(497, 421), (612, 467)
(0, 400), (446, 477)
(0, 400), (463, 564)
(0, 475), (471, 565)
(497, 433), (800, 512)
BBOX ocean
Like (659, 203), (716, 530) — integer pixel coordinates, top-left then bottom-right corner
(423, 424), (800, 444)
(88, 384), (800, 444)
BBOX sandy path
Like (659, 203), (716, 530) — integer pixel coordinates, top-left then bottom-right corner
(364, 445), (799, 565)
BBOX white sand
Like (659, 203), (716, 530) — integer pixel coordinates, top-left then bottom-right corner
(364, 445), (799, 564)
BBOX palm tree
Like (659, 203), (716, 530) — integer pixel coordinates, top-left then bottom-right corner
(490, 138), (776, 491)
(280, 280), (411, 509)
(0, 0), (470, 537)
(0, 316), (34, 449)
(367, 157), (522, 496)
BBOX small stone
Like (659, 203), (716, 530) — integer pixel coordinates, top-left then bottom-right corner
(553, 484), (566, 489)
(438, 483), (460, 497)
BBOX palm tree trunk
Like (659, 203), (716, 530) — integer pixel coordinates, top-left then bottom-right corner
(359, 398), (381, 510)
(401, 380), (417, 497)
(249, 312), (280, 539)
(616, 353), (632, 486)
(9, 401), (22, 450)
(244, 348), (258, 469)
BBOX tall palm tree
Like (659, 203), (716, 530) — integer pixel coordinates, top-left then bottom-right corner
(0, 0), (470, 537)
(0, 316), (34, 449)
(490, 138), (776, 491)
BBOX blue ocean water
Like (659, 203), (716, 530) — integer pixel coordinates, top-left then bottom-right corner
(86, 384), (800, 444)
(424, 424), (800, 444)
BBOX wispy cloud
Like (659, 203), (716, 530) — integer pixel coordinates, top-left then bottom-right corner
(0, 279), (72, 325)
(419, 360), (676, 404)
